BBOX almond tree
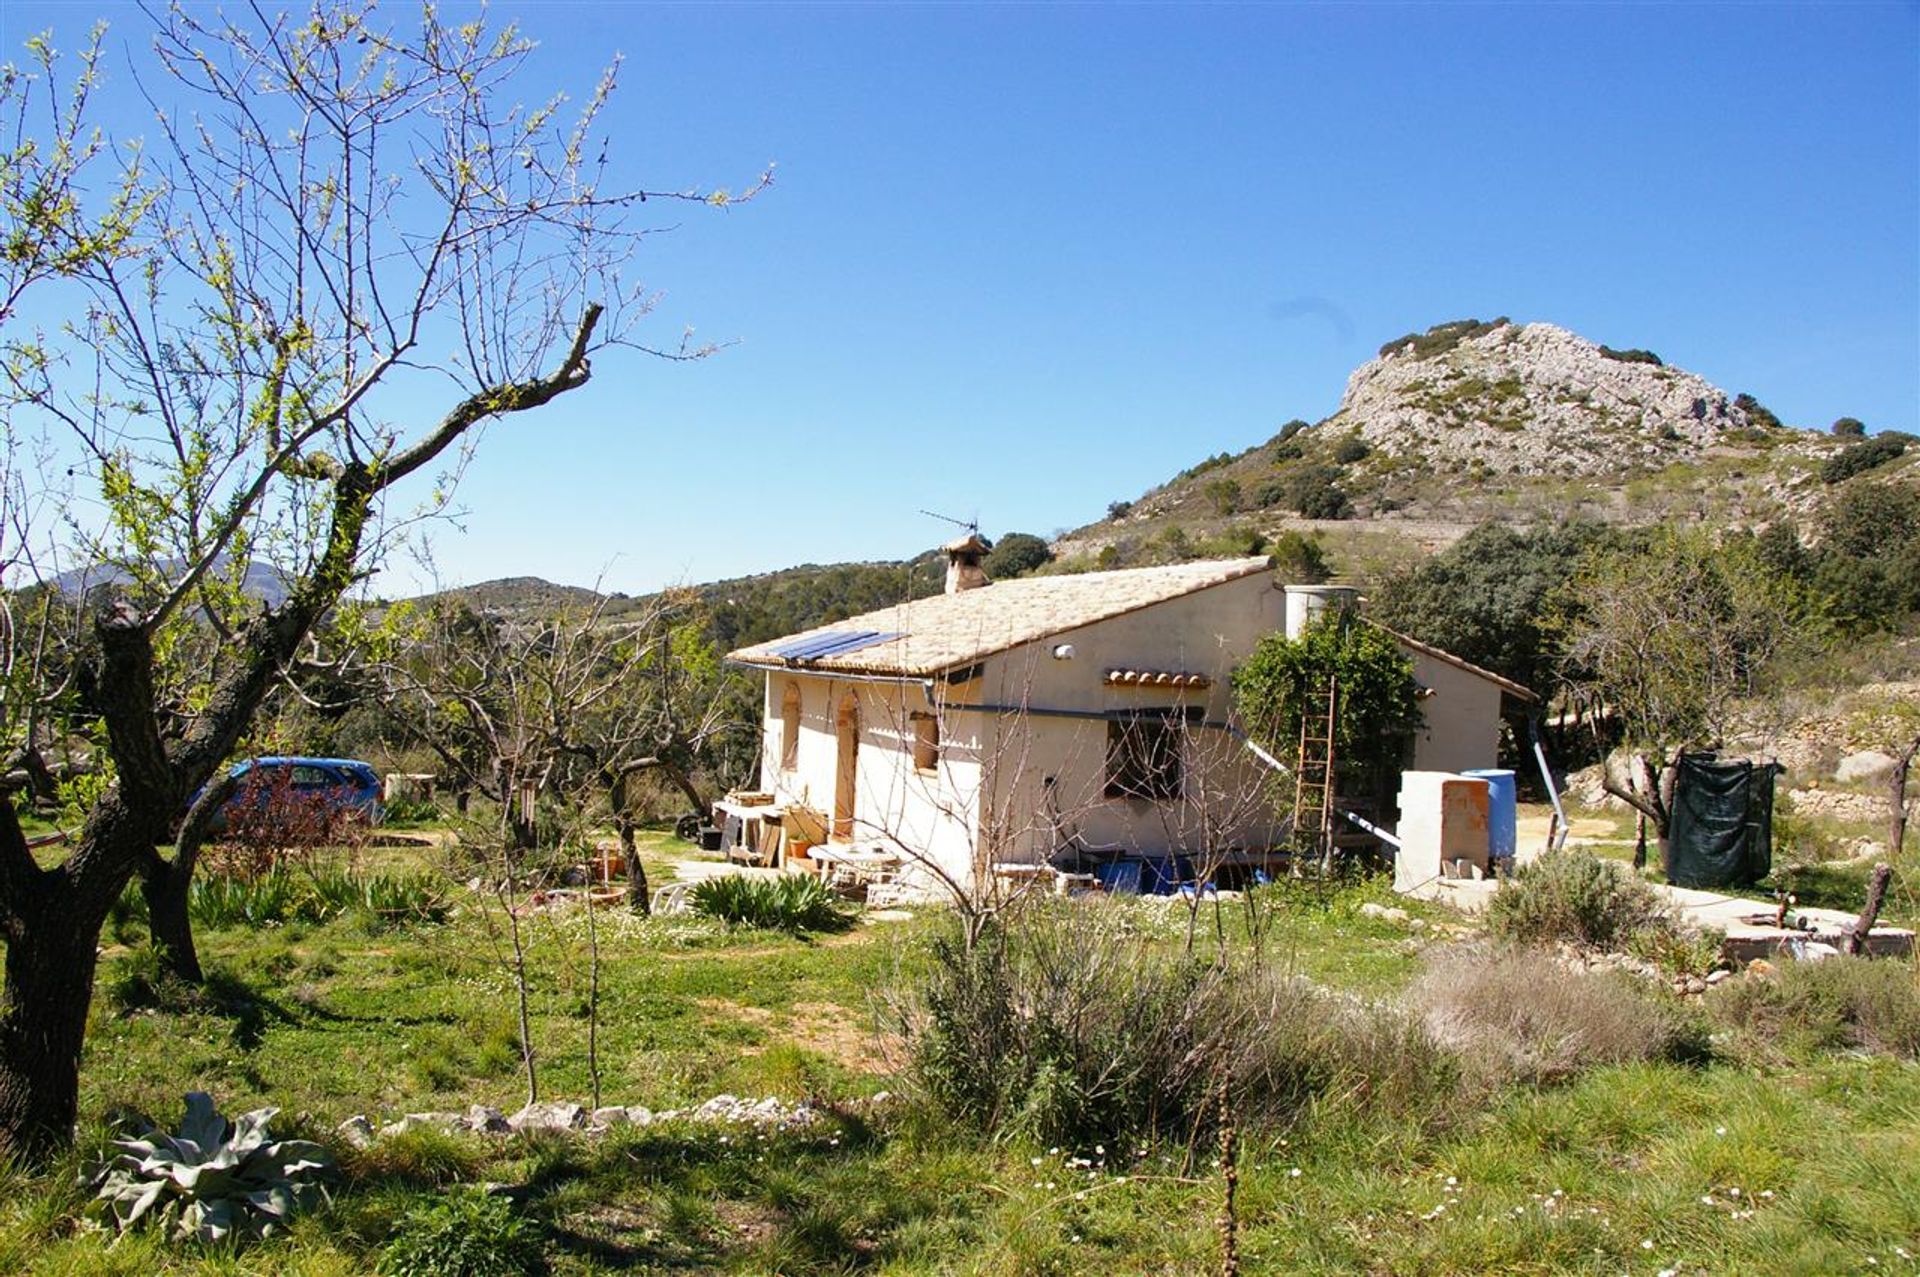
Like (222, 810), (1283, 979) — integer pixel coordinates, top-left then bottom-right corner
(0, 3), (760, 1160)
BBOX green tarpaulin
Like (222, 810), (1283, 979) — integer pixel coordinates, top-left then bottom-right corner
(1666, 753), (1780, 890)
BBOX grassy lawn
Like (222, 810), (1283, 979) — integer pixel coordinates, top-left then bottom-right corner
(1, 827), (1916, 1274)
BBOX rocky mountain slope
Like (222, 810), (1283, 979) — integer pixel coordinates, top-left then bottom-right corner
(1335, 318), (1776, 477)
(1052, 316), (1891, 572)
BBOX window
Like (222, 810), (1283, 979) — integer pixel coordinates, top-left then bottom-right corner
(780, 682), (801, 771)
(912, 712), (939, 773)
(1104, 713), (1184, 801)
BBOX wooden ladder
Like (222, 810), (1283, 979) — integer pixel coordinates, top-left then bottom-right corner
(1291, 675), (1339, 875)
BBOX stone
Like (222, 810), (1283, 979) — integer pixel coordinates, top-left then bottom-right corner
(508, 1101), (585, 1133)
(466, 1105), (510, 1134)
(1358, 902), (1412, 923)
(625, 1106), (655, 1126)
(1684, 977), (1708, 996)
(590, 1106), (630, 1128)
(336, 1115), (375, 1150)
(379, 1111), (461, 1139)
(1705, 969), (1732, 986)
(1835, 750), (1897, 785)
(1746, 958), (1776, 977)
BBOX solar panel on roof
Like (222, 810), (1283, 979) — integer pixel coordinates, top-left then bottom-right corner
(767, 629), (902, 662)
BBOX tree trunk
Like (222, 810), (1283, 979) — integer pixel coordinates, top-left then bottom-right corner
(1841, 863), (1893, 957)
(1632, 811), (1648, 871)
(141, 860), (202, 984)
(1889, 736), (1918, 859)
(619, 815), (650, 914)
(0, 911), (104, 1161)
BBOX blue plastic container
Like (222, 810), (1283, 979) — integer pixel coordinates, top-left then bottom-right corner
(1461, 768), (1517, 863)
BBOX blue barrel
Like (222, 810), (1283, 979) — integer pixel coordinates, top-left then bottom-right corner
(1461, 769), (1517, 863)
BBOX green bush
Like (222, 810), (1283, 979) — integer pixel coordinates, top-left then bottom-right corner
(1274, 417), (1309, 443)
(983, 532), (1052, 579)
(1709, 957), (1920, 1059)
(1105, 500), (1133, 520)
(1831, 416), (1866, 437)
(1733, 392), (1783, 432)
(894, 910), (1449, 1148)
(1202, 476), (1243, 515)
(1285, 465), (1353, 519)
(1332, 436), (1371, 465)
(1377, 317), (1510, 360)
(1598, 345), (1663, 366)
(690, 873), (850, 932)
(1822, 434), (1908, 484)
(380, 1188), (547, 1276)
(1485, 849), (1675, 950)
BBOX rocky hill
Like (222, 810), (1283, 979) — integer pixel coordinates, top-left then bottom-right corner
(1051, 317), (1895, 574)
(1335, 318), (1777, 477)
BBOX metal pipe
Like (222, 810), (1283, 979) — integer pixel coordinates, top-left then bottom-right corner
(1529, 714), (1568, 852)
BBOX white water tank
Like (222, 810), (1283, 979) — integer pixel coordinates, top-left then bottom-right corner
(1282, 584), (1361, 639)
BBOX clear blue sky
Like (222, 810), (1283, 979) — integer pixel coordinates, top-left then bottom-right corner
(8, 2), (1917, 595)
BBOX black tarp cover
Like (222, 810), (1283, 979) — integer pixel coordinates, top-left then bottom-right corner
(1667, 753), (1779, 889)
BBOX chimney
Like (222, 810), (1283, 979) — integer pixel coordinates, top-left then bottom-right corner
(943, 533), (991, 594)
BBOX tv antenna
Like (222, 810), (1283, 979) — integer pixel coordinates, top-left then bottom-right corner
(919, 509), (981, 538)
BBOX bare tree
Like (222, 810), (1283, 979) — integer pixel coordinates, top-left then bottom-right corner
(0, 2), (761, 1159)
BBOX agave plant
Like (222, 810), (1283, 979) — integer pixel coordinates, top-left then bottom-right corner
(86, 1091), (337, 1243)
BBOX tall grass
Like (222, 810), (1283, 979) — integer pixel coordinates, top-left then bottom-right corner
(1410, 945), (1710, 1086)
(891, 908), (1453, 1149)
(1710, 956), (1920, 1058)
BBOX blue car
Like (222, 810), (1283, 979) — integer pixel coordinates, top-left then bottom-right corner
(203, 757), (385, 837)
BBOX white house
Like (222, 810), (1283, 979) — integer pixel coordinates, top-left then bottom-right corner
(725, 540), (1532, 894)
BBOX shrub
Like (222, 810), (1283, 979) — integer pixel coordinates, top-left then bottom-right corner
(1733, 392), (1783, 432)
(690, 873), (850, 932)
(1598, 345), (1663, 366)
(1332, 436), (1371, 465)
(1822, 434), (1908, 484)
(380, 1187), (547, 1276)
(1105, 500), (1133, 521)
(1275, 417), (1310, 443)
(893, 909), (1450, 1148)
(1411, 947), (1707, 1085)
(983, 532), (1052, 579)
(85, 1092), (336, 1243)
(1832, 416), (1866, 437)
(1485, 849), (1675, 950)
(1286, 465), (1353, 519)
(1202, 476), (1243, 515)
(1376, 317), (1510, 360)
(1267, 530), (1331, 584)
(1709, 957), (1920, 1059)
(1269, 438), (1306, 463)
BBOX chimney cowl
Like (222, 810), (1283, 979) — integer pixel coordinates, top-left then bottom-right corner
(943, 532), (991, 594)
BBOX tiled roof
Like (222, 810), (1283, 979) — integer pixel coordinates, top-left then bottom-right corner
(727, 558), (1275, 677)
(1371, 623), (1539, 701)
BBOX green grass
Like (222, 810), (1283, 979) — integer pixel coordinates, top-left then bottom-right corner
(3, 827), (1917, 1273)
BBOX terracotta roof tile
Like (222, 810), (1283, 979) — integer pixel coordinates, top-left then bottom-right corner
(727, 558), (1274, 677)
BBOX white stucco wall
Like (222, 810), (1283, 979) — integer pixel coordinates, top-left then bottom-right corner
(758, 673), (983, 891)
(1404, 651), (1504, 776)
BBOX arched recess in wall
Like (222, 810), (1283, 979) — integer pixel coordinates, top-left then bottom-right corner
(780, 682), (801, 771)
(833, 690), (859, 841)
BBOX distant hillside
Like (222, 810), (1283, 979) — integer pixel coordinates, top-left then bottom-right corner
(401, 317), (1915, 634)
(1052, 317), (1900, 577)
(49, 556), (292, 608)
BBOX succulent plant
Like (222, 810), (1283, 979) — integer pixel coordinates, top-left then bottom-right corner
(85, 1091), (337, 1243)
